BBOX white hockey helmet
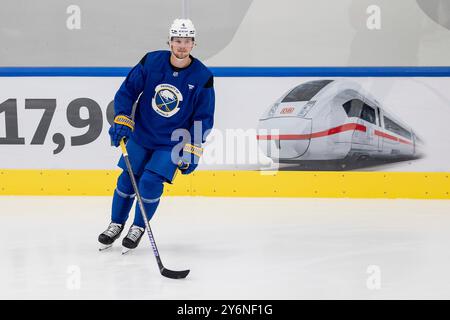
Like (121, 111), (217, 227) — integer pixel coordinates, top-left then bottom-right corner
(169, 18), (196, 40)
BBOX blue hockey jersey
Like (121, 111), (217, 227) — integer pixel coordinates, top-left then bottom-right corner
(114, 50), (215, 150)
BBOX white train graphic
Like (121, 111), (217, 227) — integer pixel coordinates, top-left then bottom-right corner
(257, 79), (424, 163)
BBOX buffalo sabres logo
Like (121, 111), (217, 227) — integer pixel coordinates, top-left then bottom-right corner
(151, 84), (183, 117)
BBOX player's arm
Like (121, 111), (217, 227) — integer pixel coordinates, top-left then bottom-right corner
(179, 75), (215, 174)
(109, 54), (148, 146)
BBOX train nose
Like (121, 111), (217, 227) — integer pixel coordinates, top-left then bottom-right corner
(257, 117), (312, 160)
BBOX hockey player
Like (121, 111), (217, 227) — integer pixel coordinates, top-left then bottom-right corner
(98, 18), (215, 253)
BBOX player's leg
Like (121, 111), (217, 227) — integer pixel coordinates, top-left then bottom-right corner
(121, 170), (165, 251)
(98, 139), (152, 250)
(98, 172), (136, 249)
(122, 150), (179, 252)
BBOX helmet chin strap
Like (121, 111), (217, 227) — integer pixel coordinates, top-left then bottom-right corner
(172, 53), (187, 61)
(169, 46), (192, 68)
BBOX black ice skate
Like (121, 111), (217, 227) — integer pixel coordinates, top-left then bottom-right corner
(122, 225), (145, 254)
(98, 222), (124, 251)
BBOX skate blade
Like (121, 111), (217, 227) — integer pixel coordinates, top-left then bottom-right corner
(99, 244), (112, 251)
(121, 247), (133, 255)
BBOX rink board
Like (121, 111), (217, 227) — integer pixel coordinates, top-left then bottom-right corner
(0, 169), (449, 199)
(1, 67), (450, 198)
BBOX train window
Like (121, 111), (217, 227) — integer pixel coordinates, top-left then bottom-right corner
(342, 99), (363, 117)
(361, 104), (376, 124)
(282, 80), (333, 102)
(383, 116), (412, 140)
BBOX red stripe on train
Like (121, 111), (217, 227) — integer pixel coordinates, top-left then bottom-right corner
(374, 130), (413, 145)
(257, 123), (413, 145)
(256, 123), (366, 141)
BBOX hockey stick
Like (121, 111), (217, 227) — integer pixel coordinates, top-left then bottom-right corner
(119, 139), (190, 279)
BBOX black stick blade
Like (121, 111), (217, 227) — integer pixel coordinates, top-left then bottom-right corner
(160, 267), (190, 279)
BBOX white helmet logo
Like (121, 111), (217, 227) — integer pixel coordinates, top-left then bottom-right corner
(169, 18), (196, 39)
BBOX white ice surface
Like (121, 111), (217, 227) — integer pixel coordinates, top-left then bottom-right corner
(1, 196), (450, 299)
